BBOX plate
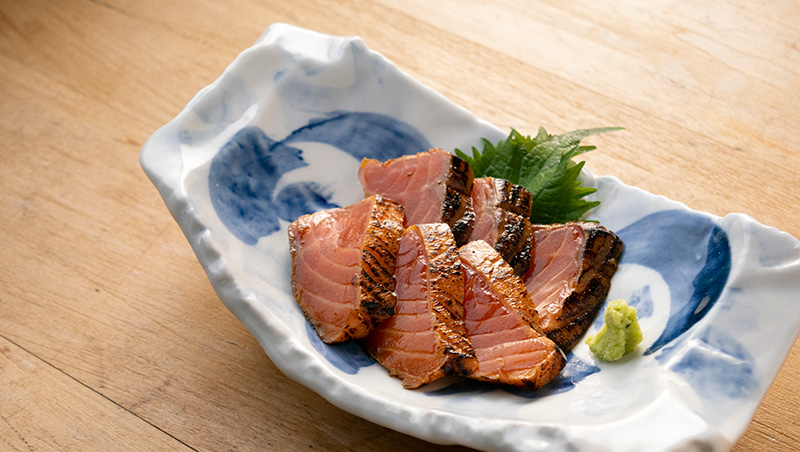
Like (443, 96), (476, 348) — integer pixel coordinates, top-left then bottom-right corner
(140, 23), (800, 452)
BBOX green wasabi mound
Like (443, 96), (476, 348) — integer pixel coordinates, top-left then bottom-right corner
(585, 299), (643, 361)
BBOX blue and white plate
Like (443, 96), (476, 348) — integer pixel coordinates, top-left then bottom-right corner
(140, 23), (800, 452)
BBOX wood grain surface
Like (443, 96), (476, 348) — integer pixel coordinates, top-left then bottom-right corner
(2, 0), (798, 450)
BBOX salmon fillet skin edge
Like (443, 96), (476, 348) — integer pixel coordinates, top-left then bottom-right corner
(522, 222), (624, 351)
(358, 148), (475, 246)
(459, 240), (565, 389)
(468, 177), (534, 276)
(289, 195), (405, 344)
(363, 223), (477, 389)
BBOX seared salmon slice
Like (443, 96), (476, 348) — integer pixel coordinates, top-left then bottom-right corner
(459, 240), (565, 389)
(469, 177), (534, 276)
(363, 223), (476, 389)
(289, 195), (405, 344)
(522, 222), (623, 350)
(359, 148), (475, 246)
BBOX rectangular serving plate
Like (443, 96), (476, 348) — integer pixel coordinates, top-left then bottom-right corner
(140, 23), (800, 452)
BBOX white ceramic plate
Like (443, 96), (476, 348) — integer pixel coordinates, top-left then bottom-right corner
(140, 23), (800, 452)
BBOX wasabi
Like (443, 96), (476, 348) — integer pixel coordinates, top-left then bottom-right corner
(585, 299), (643, 361)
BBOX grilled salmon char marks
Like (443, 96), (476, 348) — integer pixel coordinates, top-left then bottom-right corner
(421, 225), (473, 359)
(492, 211), (533, 276)
(440, 154), (475, 246)
(355, 196), (405, 323)
(522, 222), (623, 351)
(442, 187), (475, 246)
(469, 177), (534, 276)
(289, 195), (404, 344)
(364, 223), (476, 389)
(359, 202), (406, 318)
(358, 148), (475, 246)
(459, 240), (564, 389)
(489, 177), (532, 216)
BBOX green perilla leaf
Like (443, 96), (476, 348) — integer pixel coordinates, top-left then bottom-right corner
(456, 126), (621, 224)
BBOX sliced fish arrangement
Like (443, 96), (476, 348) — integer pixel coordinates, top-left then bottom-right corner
(522, 222), (624, 350)
(289, 194), (405, 343)
(364, 223), (477, 389)
(289, 148), (623, 390)
(359, 147), (475, 246)
(468, 176), (534, 276)
(459, 240), (565, 389)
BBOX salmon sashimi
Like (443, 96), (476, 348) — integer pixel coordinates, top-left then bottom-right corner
(459, 240), (565, 389)
(522, 222), (624, 351)
(469, 177), (534, 276)
(363, 223), (477, 389)
(358, 148), (475, 246)
(289, 195), (405, 344)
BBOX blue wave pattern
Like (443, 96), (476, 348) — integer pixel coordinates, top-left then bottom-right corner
(209, 112), (748, 397)
(209, 112), (429, 374)
(669, 326), (758, 401)
(627, 285), (654, 319)
(615, 210), (732, 355)
(616, 211), (756, 401)
(208, 112), (431, 245)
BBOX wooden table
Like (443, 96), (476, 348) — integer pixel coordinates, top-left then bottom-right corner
(2, 1), (798, 450)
